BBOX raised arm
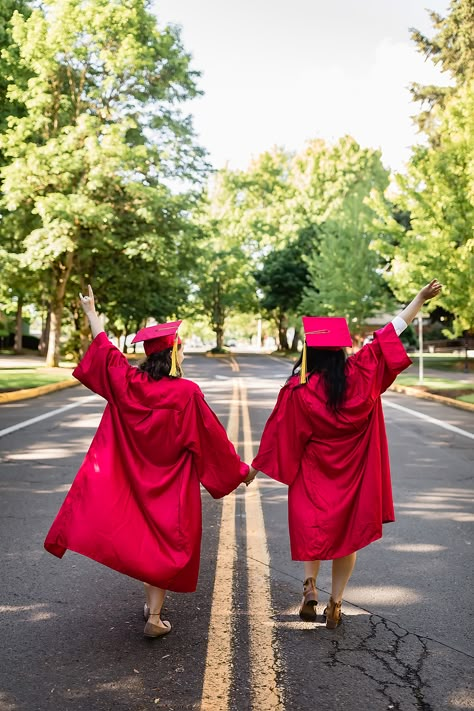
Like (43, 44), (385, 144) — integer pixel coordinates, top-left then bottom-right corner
(392, 279), (442, 333)
(79, 284), (104, 338)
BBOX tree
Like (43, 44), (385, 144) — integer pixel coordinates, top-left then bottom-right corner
(254, 236), (310, 350)
(409, 0), (474, 136)
(372, 3), (474, 338)
(0, 0), (31, 164)
(302, 219), (390, 337)
(296, 138), (391, 335)
(0, 0), (206, 365)
(382, 83), (474, 337)
(192, 212), (257, 350)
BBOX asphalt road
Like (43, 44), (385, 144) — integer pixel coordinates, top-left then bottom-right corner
(0, 353), (473, 711)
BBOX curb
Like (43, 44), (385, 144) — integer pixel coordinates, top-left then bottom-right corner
(389, 383), (474, 413)
(0, 378), (80, 404)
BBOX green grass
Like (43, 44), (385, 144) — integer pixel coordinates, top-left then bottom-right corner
(0, 369), (74, 391)
(396, 375), (474, 391)
(457, 393), (474, 404)
(409, 355), (472, 372)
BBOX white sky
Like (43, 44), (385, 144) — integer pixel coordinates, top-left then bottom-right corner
(152, 0), (451, 173)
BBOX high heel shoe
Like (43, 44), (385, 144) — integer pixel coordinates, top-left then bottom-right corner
(299, 577), (318, 621)
(323, 597), (342, 629)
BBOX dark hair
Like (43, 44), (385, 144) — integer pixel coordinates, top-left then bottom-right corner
(291, 347), (347, 412)
(138, 345), (182, 381)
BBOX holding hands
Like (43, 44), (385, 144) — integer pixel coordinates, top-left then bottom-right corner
(244, 467), (258, 487)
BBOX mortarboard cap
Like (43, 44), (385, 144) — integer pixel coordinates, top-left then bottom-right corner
(300, 317), (352, 384)
(131, 320), (182, 357)
(302, 317), (352, 349)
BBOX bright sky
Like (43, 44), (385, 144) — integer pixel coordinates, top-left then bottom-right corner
(152, 0), (450, 174)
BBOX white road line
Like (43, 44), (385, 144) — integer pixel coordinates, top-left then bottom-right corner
(0, 395), (98, 440)
(383, 399), (474, 441)
(241, 380), (284, 711)
(200, 378), (239, 711)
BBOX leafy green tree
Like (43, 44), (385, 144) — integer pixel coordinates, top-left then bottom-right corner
(0, 0), (31, 163)
(371, 2), (474, 338)
(409, 0), (474, 136)
(192, 221), (257, 351)
(295, 138), (391, 336)
(382, 83), (474, 336)
(0, 0), (205, 365)
(255, 236), (310, 350)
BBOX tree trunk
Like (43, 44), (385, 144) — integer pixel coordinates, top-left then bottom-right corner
(45, 254), (74, 367)
(14, 295), (23, 354)
(290, 326), (300, 352)
(39, 307), (51, 356)
(215, 326), (224, 350)
(277, 311), (289, 350)
(212, 279), (226, 350)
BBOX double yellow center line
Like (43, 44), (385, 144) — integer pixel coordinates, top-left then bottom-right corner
(201, 372), (284, 711)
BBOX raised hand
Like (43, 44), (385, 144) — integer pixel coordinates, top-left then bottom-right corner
(79, 284), (96, 315)
(419, 279), (442, 302)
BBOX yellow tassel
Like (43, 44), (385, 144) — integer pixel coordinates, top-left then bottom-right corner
(300, 341), (307, 384)
(170, 337), (179, 377)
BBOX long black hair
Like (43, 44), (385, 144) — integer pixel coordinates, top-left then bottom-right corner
(291, 347), (347, 412)
(138, 345), (183, 381)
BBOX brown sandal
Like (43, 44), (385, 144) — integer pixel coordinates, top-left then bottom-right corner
(299, 577), (318, 621)
(143, 614), (172, 638)
(323, 597), (342, 629)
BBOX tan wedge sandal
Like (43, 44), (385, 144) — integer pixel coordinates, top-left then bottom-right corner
(323, 597), (342, 629)
(299, 577), (318, 621)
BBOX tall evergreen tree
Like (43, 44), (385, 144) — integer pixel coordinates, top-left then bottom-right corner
(409, 0), (474, 136)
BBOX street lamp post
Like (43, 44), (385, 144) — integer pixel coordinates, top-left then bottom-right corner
(418, 313), (424, 385)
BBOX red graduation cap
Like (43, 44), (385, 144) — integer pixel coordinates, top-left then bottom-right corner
(131, 320), (182, 357)
(302, 317), (352, 349)
(300, 317), (351, 384)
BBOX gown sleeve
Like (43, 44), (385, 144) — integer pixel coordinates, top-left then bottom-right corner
(348, 322), (412, 400)
(72, 332), (132, 403)
(251, 382), (312, 487)
(180, 390), (249, 499)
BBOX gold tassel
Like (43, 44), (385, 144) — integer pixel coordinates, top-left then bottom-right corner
(170, 337), (179, 377)
(300, 341), (307, 384)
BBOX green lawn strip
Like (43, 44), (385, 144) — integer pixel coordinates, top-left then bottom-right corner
(396, 375), (473, 390)
(0, 369), (74, 392)
(395, 374), (474, 403)
(457, 393), (474, 404)
(409, 356), (472, 372)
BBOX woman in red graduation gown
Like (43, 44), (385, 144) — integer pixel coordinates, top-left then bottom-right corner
(251, 280), (442, 629)
(45, 285), (252, 638)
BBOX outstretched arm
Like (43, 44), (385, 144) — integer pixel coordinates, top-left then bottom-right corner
(79, 284), (104, 339)
(392, 279), (442, 334)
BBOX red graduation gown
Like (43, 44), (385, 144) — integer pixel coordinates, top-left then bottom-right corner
(252, 323), (411, 560)
(44, 333), (249, 592)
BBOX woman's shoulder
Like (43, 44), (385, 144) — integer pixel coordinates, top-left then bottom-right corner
(174, 377), (202, 395)
(281, 374), (300, 392)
